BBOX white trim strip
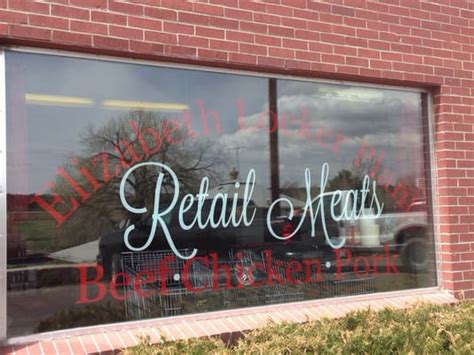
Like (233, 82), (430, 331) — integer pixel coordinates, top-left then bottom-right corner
(0, 49), (7, 342)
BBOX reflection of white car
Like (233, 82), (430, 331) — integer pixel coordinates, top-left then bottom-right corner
(343, 202), (428, 272)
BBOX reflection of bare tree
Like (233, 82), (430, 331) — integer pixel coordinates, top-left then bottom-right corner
(53, 111), (225, 249)
(326, 169), (362, 192)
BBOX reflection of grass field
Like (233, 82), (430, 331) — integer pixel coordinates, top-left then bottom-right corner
(374, 272), (434, 292)
(18, 218), (57, 254)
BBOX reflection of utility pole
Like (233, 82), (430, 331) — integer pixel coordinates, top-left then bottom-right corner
(228, 145), (242, 171)
(228, 145), (243, 180)
(234, 146), (241, 172)
(269, 78), (280, 215)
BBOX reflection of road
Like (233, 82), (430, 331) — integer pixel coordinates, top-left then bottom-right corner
(7, 276), (120, 337)
(8, 285), (80, 336)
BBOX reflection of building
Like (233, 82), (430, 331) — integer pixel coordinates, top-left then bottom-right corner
(0, 1), (471, 352)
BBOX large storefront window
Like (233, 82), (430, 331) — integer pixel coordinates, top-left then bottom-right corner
(5, 51), (436, 337)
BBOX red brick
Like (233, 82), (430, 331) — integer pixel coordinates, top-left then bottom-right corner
(332, 5), (355, 17)
(333, 24), (356, 36)
(283, 38), (308, 50)
(320, 33), (345, 45)
(267, 4), (293, 17)
(109, 25), (143, 40)
(268, 25), (294, 38)
(93, 35), (128, 50)
(193, 3), (224, 16)
(295, 51), (321, 62)
(285, 59), (311, 71)
(295, 29), (319, 41)
(70, 20), (107, 35)
(357, 9), (379, 21)
(91, 11), (126, 25)
(311, 62), (337, 72)
(334, 45), (357, 56)
(224, 8), (253, 21)
(178, 12), (210, 26)
(390, 42), (413, 53)
(178, 35), (209, 48)
(145, 31), (177, 44)
(368, 40), (390, 50)
(210, 39), (238, 52)
(344, 17), (366, 28)
(130, 40), (164, 54)
(198, 48), (228, 61)
(241, 21), (268, 35)
(345, 36), (368, 47)
(196, 26), (225, 39)
(254, 12), (281, 26)
(307, 21), (332, 33)
(229, 52), (257, 64)
(390, 4), (411, 16)
(226, 30), (254, 43)
(269, 47), (294, 59)
(282, 0), (307, 8)
(0, 10), (28, 24)
(322, 54), (345, 65)
(232, 43), (265, 59)
(255, 34), (281, 47)
(239, 0), (266, 12)
(163, 22), (194, 35)
(109, 0), (144, 15)
(336, 65), (359, 75)
(258, 56), (285, 67)
(54, 30), (91, 45)
(319, 12), (344, 24)
(370, 60), (391, 70)
(128, 16), (162, 31)
(309, 42), (333, 53)
(8, 0), (50, 14)
(346, 56), (369, 67)
(281, 17), (307, 29)
(357, 48), (380, 59)
(308, 1), (331, 13)
(210, 17), (239, 30)
(0, 23), (7, 35)
(9, 24), (51, 40)
(69, 0), (106, 8)
(28, 14), (69, 30)
(144, 7), (177, 21)
(161, 0), (193, 11)
(357, 28), (379, 39)
(167, 45), (197, 57)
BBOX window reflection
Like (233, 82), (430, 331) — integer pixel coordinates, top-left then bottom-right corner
(6, 51), (436, 337)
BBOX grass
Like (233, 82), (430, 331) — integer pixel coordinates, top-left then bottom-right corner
(17, 218), (57, 253)
(123, 301), (474, 354)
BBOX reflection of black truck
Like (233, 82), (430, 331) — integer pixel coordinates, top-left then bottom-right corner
(97, 196), (341, 279)
(267, 197), (430, 273)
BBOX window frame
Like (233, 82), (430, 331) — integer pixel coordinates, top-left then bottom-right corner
(0, 46), (441, 342)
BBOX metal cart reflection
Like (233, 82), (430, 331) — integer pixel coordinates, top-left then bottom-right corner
(120, 249), (375, 321)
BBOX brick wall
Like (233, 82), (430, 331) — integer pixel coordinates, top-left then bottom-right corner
(0, 0), (473, 299)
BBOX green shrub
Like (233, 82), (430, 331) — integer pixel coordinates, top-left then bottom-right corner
(124, 301), (474, 354)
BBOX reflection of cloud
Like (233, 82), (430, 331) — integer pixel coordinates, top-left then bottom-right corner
(218, 81), (424, 188)
(10, 52), (269, 193)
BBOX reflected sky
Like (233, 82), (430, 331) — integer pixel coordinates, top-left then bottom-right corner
(6, 52), (425, 197)
(6, 52), (269, 193)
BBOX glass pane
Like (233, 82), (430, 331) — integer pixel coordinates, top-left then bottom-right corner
(5, 51), (436, 337)
(276, 79), (436, 295)
(5, 51), (269, 336)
